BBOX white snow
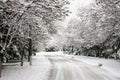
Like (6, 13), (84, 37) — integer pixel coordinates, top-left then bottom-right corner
(56, 52), (120, 79)
(1, 52), (51, 80)
(74, 55), (120, 78)
(42, 51), (64, 56)
(47, 52), (120, 80)
(1, 51), (120, 80)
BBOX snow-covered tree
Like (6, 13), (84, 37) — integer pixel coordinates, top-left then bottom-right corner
(0, 0), (70, 59)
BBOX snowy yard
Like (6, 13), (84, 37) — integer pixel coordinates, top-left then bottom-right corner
(1, 52), (51, 80)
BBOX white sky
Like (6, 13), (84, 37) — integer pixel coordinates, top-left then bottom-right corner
(62, 0), (94, 26)
(69, 0), (94, 17)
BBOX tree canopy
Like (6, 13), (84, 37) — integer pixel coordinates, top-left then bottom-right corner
(0, 0), (70, 53)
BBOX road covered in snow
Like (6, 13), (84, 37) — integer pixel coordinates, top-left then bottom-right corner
(45, 53), (120, 80)
(1, 51), (120, 80)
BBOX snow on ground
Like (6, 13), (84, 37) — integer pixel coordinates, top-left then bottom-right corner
(41, 51), (120, 78)
(1, 52), (51, 80)
(1, 51), (120, 80)
(73, 55), (120, 78)
(42, 51), (64, 56)
(46, 52), (120, 80)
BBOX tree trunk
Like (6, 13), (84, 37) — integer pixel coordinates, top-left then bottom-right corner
(0, 53), (2, 77)
(99, 49), (102, 58)
(28, 38), (32, 66)
(21, 49), (24, 66)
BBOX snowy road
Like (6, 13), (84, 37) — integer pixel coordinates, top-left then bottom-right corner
(46, 55), (120, 80)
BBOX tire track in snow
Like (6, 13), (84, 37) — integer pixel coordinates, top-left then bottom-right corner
(46, 55), (119, 80)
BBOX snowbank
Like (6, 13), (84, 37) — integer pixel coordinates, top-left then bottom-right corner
(74, 56), (120, 78)
(1, 52), (51, 80)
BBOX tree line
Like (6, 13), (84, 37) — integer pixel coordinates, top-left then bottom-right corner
(0, 0), (70, 76)
(61, 0), (120, 59)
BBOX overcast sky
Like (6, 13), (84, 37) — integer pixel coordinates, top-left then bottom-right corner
(63, 0), (94, 25)
(69, 0), (94, 16)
